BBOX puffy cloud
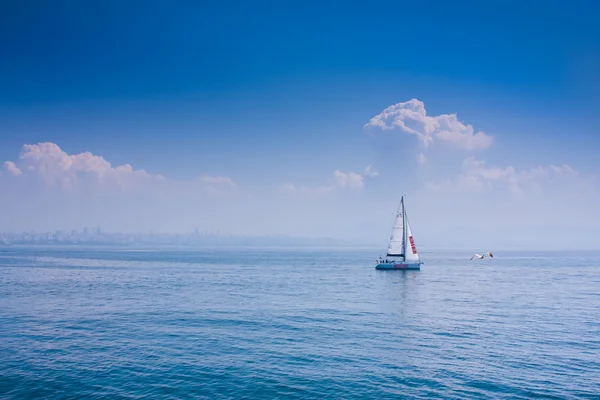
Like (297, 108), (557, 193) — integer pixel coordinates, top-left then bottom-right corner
(3, 161), (22, 176)
(0, 143), (247, 234)
(6, 142), (157, 188)
(2, 142), (236, 194)
(365, 99), (493, 150)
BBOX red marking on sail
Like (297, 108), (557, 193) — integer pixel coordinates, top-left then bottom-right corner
(409, 236), (417, 253)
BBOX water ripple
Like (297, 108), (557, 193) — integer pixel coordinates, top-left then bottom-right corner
(1, 247), (600, 398)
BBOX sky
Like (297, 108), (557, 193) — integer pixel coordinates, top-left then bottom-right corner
(1, 0), (599, 249)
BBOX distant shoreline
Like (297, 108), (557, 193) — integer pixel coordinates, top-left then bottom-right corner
(2, 243), (599, 253)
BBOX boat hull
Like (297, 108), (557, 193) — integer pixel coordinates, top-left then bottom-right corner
(375, 262), (421, 270)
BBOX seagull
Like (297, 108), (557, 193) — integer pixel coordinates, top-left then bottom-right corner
(470, 252), (493, 260)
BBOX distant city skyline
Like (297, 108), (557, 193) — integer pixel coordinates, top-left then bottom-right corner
(0, 227), (356, 248)
(1, 1), (599, 250)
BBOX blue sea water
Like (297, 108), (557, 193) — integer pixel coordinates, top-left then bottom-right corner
(1, 246), (599, 399)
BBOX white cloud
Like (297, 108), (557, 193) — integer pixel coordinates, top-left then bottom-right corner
(413, 156), (599, 250)
(333, 170), (364, 188)
(277, 166), (377, 196)
(2, 142), (236, 194)
(8, 142), (156, 188)
(364, 165), (379, 177)
(417, 152), (427, 165)
(428, 156), (589, 195)
(365, 98), (493, 151)
(3, 161), (22, 176)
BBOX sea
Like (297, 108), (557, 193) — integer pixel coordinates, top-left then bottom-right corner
(1, 246), (599, 399)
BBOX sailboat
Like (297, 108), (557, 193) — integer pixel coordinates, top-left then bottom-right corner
(376, 196), (423, 270)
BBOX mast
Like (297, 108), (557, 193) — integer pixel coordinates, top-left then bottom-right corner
(401, 196), (407, 258)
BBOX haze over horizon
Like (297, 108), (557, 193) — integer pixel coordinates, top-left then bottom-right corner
(1, 1), (599, 250)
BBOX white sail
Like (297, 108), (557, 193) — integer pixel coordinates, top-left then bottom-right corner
(386, 199), (404, 256)
(403, 206), (420, 262)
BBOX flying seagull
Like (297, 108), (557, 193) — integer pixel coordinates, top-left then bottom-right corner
(470, 252), (493, 260)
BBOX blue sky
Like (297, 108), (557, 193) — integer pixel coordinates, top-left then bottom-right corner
(1, 0), (599, 249)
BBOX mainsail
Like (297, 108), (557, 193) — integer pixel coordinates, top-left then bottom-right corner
(386, 196), (420, 261)
(386, 199), (404, 257)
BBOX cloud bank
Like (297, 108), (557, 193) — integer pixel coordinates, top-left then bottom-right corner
(1, 111), (598, 249)
(425, 156), (590, 196)
(2, 142), (236, 195)
(0, 142), (248, 234)
(3, 142), (159, 189)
